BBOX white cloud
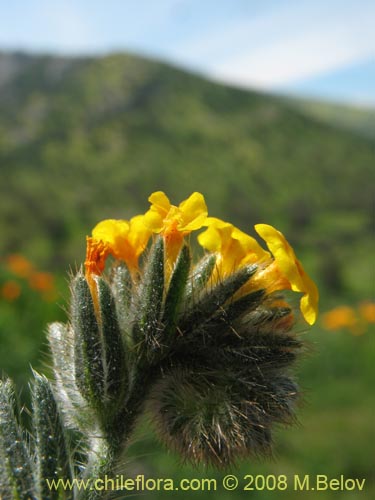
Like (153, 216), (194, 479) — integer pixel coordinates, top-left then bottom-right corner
(171, 0), (375, 89)
(211, 22), (374, 88)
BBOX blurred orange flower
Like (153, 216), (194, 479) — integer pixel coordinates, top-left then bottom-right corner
(28, 272), (56, 300)
(1, 280), (22, 301)
(359, 302), (375, 323)
(322, 302), (375, 335)
(6, 254), (34, 278)
(321, 306), (358, 332)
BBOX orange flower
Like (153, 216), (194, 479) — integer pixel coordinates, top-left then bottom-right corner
(321, 306), (359, 332)
(28, 272), (55, 293)
(85, 237), (110, 277)
(6, 254), (34, 278)
(85, 215), (152, 279)
(359, 302), (375, 324)
(1, 280), (21, 301)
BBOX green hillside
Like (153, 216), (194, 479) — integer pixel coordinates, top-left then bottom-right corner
(284, 95), (375, 140)
(1, 52), (373, 305)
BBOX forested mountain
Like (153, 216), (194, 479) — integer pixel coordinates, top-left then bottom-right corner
(1, 51), (373, 300)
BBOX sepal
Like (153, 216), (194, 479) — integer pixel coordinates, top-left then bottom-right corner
(180, 264), (258, 333)
(48, 321), (92, 430)
(184, 253), (216, 301)
(161, 244), (191, 344)
(71, 274), (105, 411)
(110, 262), (132, 336)
(132, 237), (165, 356)
(97, 277), (128, 407)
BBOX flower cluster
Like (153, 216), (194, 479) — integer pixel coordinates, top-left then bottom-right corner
(85, 191), (318, 325)
(80, 191), (320, 467)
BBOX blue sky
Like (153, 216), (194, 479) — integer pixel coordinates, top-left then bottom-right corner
(1, 0), (374, 106)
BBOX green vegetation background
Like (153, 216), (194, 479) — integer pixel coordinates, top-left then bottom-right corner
(0, 52), (374, 499)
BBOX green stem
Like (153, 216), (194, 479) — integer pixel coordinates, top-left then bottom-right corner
(78, 368), (156, 500)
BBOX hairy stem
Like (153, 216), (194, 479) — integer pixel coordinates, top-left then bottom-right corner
(78, 369), (156, 500)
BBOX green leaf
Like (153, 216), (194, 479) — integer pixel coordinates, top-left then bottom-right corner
(162, 244), (191, 343)
(71, 274), (105, 410)
(185, 253), (216, 301)
(32, 372), (73, 500)
(220, 289), (266, 322)
(132, 237), (165, 348)
(110, 263), (132, 335)
(0, 379), (35, 500)
(180, 265), (258, 334)
(97, 278), (128, 406)
(48, 322), (91, 431)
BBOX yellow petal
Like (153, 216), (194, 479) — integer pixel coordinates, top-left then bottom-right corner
(92, 219), (130, 254)
(255, 223), (319, 325)
(197, 225), (222, 252)
(300, 284), (319, 325)
(144, 192), (171, 232)
(232, 227), (270, 263)
(128, 215), (152, 256)
(198, 218), (232, 251)
(205, 217), (232, 228)
(148, 191), (171, 215)
(200, 218), (269, 263)
(90, 217), (151, 273)
(143, 210), (164, 232)
(255, 224), (301, 288)
(178, 192), (208, 230)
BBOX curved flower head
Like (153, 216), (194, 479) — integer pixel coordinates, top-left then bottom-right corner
(254, 224), (319, 325)
(85, 216), (151, 279)
(144, 191), (208, 266)
(198, 217), (269, 277)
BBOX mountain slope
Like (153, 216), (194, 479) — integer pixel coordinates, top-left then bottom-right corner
(0, 51), (373, 299)
(284, 96), (375, 140)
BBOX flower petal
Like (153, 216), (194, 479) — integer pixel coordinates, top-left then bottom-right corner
(178, 192), (208, 230)
(299, 273), (319, 325)
(148, 191), (171, 215)
(92, 219), (130, 260)
(197, 226), (222, 252)
(144, 192), (171, 232)
(128, 215), (152, 256)
(255, 223), (319, 325)
(198, 217), (232, 252)
(255, 224), (302, 290)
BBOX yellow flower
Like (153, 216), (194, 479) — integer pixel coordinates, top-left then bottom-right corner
(144, 191), (208, 266)
(198, 217), (269, 277)
(85, 215), (151, 278)
(254, 224), (319, 325)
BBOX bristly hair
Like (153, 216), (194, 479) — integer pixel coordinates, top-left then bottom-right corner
(146, 270), (302, 467)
